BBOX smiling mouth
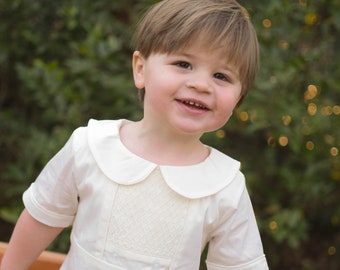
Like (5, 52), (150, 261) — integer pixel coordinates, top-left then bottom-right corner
(179, 100), (209, 110)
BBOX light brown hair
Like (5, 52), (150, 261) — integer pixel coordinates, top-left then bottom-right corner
(133, 0), (259, 105)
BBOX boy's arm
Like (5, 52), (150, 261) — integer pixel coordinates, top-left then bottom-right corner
(0, 209), (64, 270)
(206, 187), (268, 269)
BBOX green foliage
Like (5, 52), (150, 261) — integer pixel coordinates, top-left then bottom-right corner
(0, 0), (339, 269)
(0, 0), (144, 242)
(219, 0), (339, 268)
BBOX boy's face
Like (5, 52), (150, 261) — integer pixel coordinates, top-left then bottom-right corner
(132, 44), (242, 138)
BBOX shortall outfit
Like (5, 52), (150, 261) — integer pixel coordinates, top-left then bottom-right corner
(23, 119), (269, 270)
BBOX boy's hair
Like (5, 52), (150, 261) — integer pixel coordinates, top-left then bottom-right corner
(133, 0), (259, 105)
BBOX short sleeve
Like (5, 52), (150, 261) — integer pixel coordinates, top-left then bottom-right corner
(206, 188), (268, 270)
(23, 128), (82, 228)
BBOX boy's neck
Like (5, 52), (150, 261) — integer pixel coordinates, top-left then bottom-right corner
(119, 120), (210, 166)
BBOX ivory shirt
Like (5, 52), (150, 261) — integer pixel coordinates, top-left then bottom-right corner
(23, 119), (268, 270)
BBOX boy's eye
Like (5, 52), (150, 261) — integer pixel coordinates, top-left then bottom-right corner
(176, 61), (191, 69)
(214, 72), (229, 82)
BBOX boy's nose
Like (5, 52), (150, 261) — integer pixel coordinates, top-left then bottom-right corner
(185, 75), (212, 93)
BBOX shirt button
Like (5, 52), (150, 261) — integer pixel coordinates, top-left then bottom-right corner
(152, 262), (161, 269)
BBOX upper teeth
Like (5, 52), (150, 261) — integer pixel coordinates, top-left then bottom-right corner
(184, 101), (206, 109)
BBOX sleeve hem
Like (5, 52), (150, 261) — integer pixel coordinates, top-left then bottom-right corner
(23, 184), (75, 228)
(206, 254), (268, 270)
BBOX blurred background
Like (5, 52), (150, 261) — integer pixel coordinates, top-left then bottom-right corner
(0, 0), (339, 269)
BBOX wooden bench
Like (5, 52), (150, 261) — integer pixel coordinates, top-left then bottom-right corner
(0, 242), (65, 270)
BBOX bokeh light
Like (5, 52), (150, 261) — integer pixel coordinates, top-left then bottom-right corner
(278, 136), (289, 147)
(262, 18), (272, 28)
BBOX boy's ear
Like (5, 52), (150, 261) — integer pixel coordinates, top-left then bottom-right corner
(132, 51), (145, 89)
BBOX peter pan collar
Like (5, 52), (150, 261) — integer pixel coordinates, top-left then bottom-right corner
(87, 119), (240, 199)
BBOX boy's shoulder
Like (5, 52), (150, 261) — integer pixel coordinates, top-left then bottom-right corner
(71, 118), (124, 146)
